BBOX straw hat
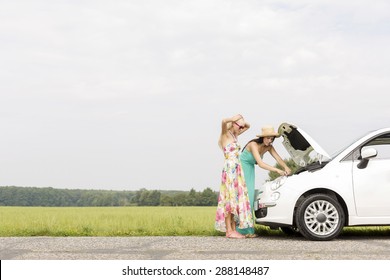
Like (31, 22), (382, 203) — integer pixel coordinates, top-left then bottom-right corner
(256, 126), (280, 138)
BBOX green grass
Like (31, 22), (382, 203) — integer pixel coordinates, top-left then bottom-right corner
(0, 206), (389, 237)
(342, 226), (390, 237)
(0, 206), (221, 237)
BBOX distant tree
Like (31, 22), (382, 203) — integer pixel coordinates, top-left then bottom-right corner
(148, 190), (161, 206)
(172, 193), (187, 206)
(199, 187), (218, 206)
(185, 188), (199, 206)
(134, 189), (161, 206)
(160, 194), (173, 206)
(138, 189), (150, 205)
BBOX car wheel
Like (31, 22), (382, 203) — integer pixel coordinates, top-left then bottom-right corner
(280, 226), (300, 236)
(295, 193), (345, 241)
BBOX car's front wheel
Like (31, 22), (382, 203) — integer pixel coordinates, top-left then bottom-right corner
(295, 193), (345, 241)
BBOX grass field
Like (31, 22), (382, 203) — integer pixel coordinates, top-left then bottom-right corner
(0, 206), (226, 237)
(1, 206), (390, 237)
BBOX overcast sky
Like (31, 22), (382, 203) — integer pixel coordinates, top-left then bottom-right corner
(1, 0), (389, 191)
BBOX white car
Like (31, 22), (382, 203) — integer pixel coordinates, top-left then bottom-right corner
(254, 123), (390, 241)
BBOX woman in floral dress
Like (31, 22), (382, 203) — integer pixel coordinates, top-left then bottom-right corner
(215, 114), (253, 238)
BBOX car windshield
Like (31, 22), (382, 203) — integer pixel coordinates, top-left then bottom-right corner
(330, 131), (371, 159)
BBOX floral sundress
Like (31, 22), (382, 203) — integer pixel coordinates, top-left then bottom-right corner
(215, 141), (253, 232)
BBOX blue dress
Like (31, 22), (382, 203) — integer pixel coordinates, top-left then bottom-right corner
(236, 149), (258, 235)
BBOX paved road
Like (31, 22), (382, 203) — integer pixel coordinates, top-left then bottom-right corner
(1, 235), (390, 260)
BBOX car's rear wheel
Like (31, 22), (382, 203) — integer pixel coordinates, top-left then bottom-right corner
(295, 193), (345, 241)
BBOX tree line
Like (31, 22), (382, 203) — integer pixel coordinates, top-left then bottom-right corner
(136, 188), (218, 206)
(0, 186), (218, 207)
(0, 159), (297, 207)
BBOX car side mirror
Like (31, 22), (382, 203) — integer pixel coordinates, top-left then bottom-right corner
(357, 147), (378, 169)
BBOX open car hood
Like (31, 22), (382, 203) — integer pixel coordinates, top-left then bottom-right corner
(278, 123), (331, 167)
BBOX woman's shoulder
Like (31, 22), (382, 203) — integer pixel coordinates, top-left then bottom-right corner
(242, 141), (256, 154)
(246, 141), (258, 149)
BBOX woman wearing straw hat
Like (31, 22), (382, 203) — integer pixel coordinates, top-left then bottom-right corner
(215, 114), (254, 239)
(236, 126), (291, 237)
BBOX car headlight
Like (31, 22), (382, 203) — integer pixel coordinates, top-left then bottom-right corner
(270, 192), (280, 201)
(270, 176), (287, 191)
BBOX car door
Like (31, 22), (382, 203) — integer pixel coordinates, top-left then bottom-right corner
(352, 133), (390, 217)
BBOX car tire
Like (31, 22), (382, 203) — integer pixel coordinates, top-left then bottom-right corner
(295, 193), (345, 241)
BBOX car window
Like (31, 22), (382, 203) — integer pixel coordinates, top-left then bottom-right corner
(362, 133), (390, 160)
(337, 131), (374, 161)
(345, 132), (390, 161)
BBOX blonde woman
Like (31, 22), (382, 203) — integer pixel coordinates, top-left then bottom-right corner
(215, 114), (253, 238)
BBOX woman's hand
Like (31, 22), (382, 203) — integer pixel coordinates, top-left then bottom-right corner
(276, 169), (286, 176)
(233, 114), (243, 121)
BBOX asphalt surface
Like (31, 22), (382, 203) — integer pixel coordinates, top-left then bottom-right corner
(1, 235), (390, 260)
